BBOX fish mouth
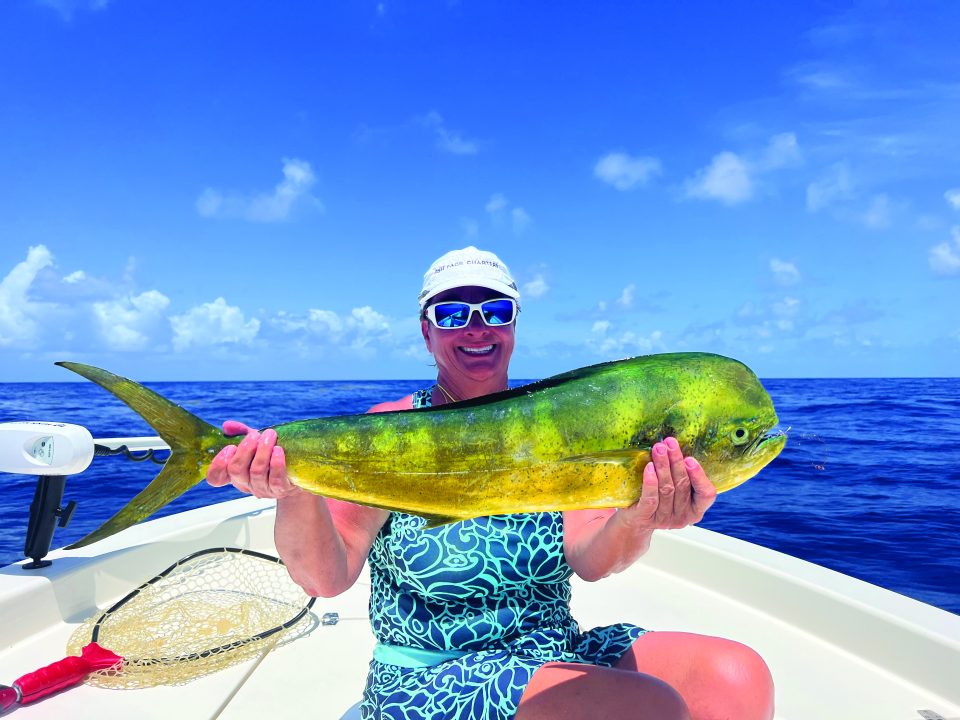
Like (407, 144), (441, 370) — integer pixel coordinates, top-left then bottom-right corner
(751, 424), (788, 456)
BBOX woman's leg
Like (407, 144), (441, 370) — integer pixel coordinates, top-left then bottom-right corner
(515, 662), (691, 720)
(615, 632), (775, 720)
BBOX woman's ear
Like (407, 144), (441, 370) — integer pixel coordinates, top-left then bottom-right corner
(421, 319), (432, 353)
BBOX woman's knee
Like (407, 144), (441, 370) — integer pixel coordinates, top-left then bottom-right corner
(625, 632), (774, 720)
(704, 640), (775, 719)
(517, 663), (690, 720)
(712, 640), (774, 692)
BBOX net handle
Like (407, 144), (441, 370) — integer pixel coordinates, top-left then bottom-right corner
(11, 642), (122, 707)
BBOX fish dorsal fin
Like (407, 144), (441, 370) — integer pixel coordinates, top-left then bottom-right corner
(560, 449), (645, 467)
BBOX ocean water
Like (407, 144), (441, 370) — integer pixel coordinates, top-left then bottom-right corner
(1, 377), (958, 615)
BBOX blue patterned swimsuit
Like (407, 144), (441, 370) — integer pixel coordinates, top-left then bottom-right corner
(359, 388), (646, 720)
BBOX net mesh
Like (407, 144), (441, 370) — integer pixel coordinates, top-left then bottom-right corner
(66, 548), (315, 689)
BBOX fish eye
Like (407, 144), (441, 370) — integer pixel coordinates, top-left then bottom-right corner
(731, 427), (750, 445)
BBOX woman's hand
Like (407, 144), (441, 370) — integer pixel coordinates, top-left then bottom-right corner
(617, 436), (717, 531)
(205, 421), (300, 499)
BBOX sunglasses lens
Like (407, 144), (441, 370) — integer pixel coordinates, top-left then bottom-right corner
(433, 303), (471, 328)
(480, 299), (515, 325)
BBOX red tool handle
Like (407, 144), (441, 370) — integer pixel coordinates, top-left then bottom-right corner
(12, 642), (123, 706)
(0, 686), (21, 714)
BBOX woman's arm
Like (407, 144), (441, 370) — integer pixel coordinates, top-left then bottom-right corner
(564, 437), (717, 582)
(206, 396), (413, 597)
(274, 492), (387, 597)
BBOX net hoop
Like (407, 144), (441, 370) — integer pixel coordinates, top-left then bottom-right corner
(66, 546), (318, 689)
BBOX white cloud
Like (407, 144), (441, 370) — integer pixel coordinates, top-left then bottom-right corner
(273, 305), (393, 353)
(594, 152), (661, 190)
(686, 133), (801, 206)
(0, 245), (56, 348)
(945, 188), (960, 211)
(684, 151), (753, 205)
(929, 226), (960, 275)
(196, 158), (322, 222)
(485, 194), (532, 234)
(807, 162), (854, 212)
(36, 0), (109, 21)
(770, 259), (801, 286)
(758, 133), (803, 170)
(420, 112), (478, 155)
(485, 193), (508, 215)
(862, 194), (892, 229)
(511, 207), (532, 235)
(63, 270), (87, 284)
(773, 296), (800, 318)
(309, 309), (344, 334)
(351, 306), (386, 329)
(170, 297), (260, 351)
(789, 67), (849, 90)
(523, 274), (549, 299)
(616, 284), (635, 307)
(589, 323), (665, 356)
(92, 290), (170, 351)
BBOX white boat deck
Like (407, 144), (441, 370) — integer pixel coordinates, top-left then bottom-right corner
(2, 497), (958, 719)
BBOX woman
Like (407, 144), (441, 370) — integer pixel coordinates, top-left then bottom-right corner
(206, 247), (775, 720)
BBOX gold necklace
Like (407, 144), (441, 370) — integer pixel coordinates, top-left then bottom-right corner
(433, 382), (459, 404)
(433, 381), (508, 404)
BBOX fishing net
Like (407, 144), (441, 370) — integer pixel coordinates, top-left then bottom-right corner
(65, 547), (316, 689)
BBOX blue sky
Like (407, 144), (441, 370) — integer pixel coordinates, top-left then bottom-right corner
(1, 0), (959, 382)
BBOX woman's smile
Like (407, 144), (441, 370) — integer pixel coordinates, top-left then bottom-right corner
(459, 344), (495, 355)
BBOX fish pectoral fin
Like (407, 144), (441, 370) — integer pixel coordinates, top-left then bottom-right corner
(417, 513), (464, 529)
(560, 449), (645, 467)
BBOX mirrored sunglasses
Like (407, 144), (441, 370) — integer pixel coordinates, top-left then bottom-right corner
(425, 298), (518, 329)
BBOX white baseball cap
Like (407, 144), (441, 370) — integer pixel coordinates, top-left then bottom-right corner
(418, 246), (521, 309)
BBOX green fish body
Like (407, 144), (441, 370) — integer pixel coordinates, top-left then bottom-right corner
(57, 352), (786, 548)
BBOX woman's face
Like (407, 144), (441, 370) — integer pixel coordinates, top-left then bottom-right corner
(421, 285), (516, 387)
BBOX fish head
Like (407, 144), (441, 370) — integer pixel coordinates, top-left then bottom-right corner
(672, 355), (787, 493)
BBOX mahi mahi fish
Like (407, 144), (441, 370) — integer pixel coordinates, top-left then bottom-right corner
(57, 352), (786, 548)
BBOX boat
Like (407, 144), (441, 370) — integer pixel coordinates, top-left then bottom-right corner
(1, 434), (959, 720)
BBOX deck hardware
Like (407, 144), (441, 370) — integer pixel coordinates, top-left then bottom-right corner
(93, 443), (169, 465)
(321, 612), (340, 626)
(23, 475), (76, 570)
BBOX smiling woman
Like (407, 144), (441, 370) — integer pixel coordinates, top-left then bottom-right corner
(415, 247), (521, 405)
(206, 246), (775, 720)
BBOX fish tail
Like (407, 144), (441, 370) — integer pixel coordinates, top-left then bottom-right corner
(56, 362), (227, 549)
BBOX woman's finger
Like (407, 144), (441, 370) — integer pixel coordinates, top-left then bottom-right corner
(227, 430), (260, 491)
(222, 420), (253, 437)
(664, 437), (692, 524)
(206, 446), (233, 487)
(651, 442), (675, 525)
(267, 445), (295, 497)
(687, 457), (718, 518)
(618, 461), (659, 530)
(248, 429), (277, 497)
